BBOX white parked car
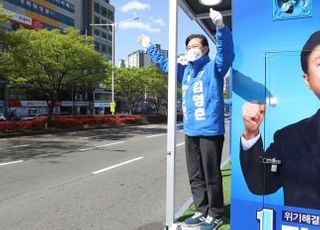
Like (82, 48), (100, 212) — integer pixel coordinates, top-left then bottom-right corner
(20, 113), (46, 121)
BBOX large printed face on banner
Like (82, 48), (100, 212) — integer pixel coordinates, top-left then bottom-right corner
(273, 0), (313, 20)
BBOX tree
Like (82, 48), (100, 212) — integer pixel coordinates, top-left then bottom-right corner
(0, 5), (14, 74)
(143, 64), (168, 114)
(0, 5), (12, 26)
(5, 28), (110, 126)
(113, 67), (145, 114)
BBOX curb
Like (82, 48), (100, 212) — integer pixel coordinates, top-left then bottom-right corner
(0, 122), (184, 139)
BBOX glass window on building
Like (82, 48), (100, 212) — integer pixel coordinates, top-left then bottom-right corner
(94, 2), (100, 13)
(108, 34), (112, 41)
(108, 10), (114, 21)
(101, 32), (107, 40)
(107, 46), (112, 54)
(101, 44), (107, 53)
(101, 19), (107, 24)
(0, 87), (4, 100)
(107, 25), (112, 33)
(94, 29), (100, 36)
(101, 7), (107, 17)
(94, 41), (100, 51)
(94, 16), (100, 24)
(94, 91), (110, 101)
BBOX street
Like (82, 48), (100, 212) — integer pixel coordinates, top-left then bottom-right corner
(0, 122), (230, 230)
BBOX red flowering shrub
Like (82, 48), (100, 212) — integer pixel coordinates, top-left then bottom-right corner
(0, 118), (46, 132)
(0, 114), (147, 133)
(50, 115), (143, 127)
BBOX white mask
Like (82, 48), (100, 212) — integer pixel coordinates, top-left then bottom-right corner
(186, 48), (202, 62)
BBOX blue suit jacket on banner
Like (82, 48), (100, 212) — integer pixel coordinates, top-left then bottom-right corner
(240, 109), (320, 210)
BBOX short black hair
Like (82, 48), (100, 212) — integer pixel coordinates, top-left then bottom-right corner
(301, 31), (320, 74)
(185, 34), (210, 54)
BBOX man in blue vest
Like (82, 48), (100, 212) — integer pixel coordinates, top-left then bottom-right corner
(138, 9), (234, 230)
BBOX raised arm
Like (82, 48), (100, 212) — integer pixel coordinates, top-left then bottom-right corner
(240, 134), (283, 195)
(137, 34), (185, 82)
(240, 102), (282, 195)
(210, 9), (234, 77)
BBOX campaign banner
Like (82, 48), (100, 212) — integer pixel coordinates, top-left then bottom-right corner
(231, 0), (320, 229)
(273, 0), (313, 20)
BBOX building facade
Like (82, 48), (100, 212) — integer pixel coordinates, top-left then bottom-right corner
(128, 44), (168, 68)
(0, 0), (115, 117)
(83, 0), (115, 115)
(83, 0), (114, 57)
(0, 0), (81, 30)
(118, 59), (126, 68)
(0, 0), (114, 55)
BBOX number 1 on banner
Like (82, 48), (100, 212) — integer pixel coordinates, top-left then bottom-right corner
(257, 209), (275, 230)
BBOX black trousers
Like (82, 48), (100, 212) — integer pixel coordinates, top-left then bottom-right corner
(185, 135), (225, 218)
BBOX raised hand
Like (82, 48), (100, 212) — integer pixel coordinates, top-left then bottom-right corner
(137, 34), (151, 51)
(242, 102), (266, 139)
(209, 8), (224, 29)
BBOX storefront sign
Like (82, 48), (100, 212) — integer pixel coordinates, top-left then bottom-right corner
(32, 19), (44, 29)
(75, 101), (90, 107)
(4, 9), (32, 26)
(20, 100), (47, 107)
(5, 0), (74, 26)
(46, 0), (75, 13)
(94, 102), (110, 108)
(61, 101), (73, 107)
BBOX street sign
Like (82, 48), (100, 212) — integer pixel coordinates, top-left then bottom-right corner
(110, 102), (115, 113)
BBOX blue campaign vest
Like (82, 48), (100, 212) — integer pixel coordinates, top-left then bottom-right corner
(147, 26), (234, 136)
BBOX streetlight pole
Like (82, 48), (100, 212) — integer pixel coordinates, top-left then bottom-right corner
(111, 22), (115, 114)
(90, 16), (139, 115)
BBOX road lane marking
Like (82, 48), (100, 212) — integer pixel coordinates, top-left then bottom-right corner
(79, 141), (124, 151)
(92, 157), (144, 174)
(0, 144), (30, 150)
(146, 133), (166, 138)
(176, 142), (185, 147)
(78, 133), (123, 140)
(78, 135), (107, 140)
(0, 160), (24, 166)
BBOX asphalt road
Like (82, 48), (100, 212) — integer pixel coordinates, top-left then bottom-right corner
(0, 121), (230, 230)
